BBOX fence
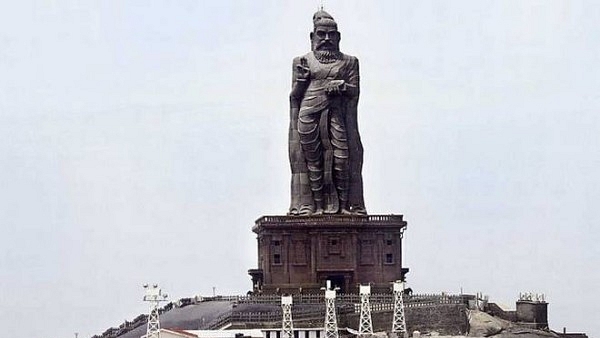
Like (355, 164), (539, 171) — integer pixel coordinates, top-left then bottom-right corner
(257, 215), (405, 225)
(205, 304), (357, 330)
(237, 293), (464, 306)
(93, 293), (467, 337)
(207, 294), (465, 330)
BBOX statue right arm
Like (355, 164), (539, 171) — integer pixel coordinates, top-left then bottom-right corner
(290, 57), (310, 107)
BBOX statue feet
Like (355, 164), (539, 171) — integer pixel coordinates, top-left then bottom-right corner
(340, 208), (353, 215)
(290, 203), (324, 216)
(298, 204), (315, 216)
(313, 201), (324, 215)
(350, 205), (367, 215)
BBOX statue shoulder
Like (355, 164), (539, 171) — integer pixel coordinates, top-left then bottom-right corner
(342, 53), (359, 64)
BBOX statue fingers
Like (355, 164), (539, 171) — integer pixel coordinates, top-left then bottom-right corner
(300, 57), (308, 67)
(296, 64), (310, 72)
(296, 65), (310, 79)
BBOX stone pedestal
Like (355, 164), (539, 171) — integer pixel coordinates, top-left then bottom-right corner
(248, 215), (409, 294)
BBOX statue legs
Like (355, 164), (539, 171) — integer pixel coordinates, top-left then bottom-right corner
(298, 108), (349, 214)
(329, 109), (350, 212)
(298, 112), (324, 213)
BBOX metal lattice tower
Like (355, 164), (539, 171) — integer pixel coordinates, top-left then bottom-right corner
(358, 284), (373, 336)
(281, 295), (294, 338)
(392, 281), (407, 337)
(143, 284), (168, 338)
(324, 281), (339, 338)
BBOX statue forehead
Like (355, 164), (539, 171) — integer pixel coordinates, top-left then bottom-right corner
(314, 24), (338, 32)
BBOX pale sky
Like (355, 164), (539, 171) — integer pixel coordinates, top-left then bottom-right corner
(1, 1), (599, 337)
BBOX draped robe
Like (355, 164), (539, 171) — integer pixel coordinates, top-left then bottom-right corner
(288, 51), (366, 215)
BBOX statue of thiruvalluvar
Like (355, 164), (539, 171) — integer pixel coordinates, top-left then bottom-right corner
(288, 10), (366, 216)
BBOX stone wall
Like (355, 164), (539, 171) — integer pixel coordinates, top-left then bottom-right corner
(231, 303), (468, 336)
(337, 304), (468, 335)
(486, 302), (517, 322)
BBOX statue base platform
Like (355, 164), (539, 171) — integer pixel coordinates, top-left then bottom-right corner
(248, 214), (408, 294)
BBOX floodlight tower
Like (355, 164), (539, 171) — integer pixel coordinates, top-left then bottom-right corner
(391, 281), (407, 338)
(281, 295), (294, 338)
(143, 284), (168, 338)
(323, 281), (340, 338)
(358, 284), (373, 336)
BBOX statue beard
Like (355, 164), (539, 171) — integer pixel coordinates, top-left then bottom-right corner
(313, 49), (342, 64)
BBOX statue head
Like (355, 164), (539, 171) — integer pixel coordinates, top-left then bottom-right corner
(310, 10), (341, 52)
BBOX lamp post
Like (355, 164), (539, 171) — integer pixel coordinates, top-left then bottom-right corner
(143, 284), (168, 338)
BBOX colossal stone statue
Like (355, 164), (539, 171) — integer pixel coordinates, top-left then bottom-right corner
(288, 10), (366, 216)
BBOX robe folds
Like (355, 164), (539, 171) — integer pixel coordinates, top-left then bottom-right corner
(288, 51), (366, 215)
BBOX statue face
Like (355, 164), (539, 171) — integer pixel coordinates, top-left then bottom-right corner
(311, 25), (340, 52)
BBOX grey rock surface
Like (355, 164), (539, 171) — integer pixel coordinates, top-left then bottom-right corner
(117, 301), (233, 338)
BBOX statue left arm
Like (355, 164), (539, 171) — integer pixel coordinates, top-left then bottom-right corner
(344, 56), (360, 97)
(325, 56), (360, 97)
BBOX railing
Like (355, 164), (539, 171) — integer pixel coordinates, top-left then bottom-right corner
(93, 293), (467, 338)
(205, 304), (356, 330)
(406, 294), (464, 304)
(256, 214), (405, 225)
(238, 293), (387, 304)
(364, 294), (464, 313)
(237, 293), (464, 306)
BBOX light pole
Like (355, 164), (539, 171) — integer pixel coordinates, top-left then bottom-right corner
(323, 280), (340, 338)
(358, 284), (373, 337)
(143, 284), (168, 338)
(391, 280), (407, 338)
(281, 295), (294, 338)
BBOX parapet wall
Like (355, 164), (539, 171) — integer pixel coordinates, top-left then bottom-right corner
(228, 295), (469, 335)
(101, 293), (470, 338)
(229, 303), (469, 336)
(358, 304), (468, 335)
(407, 304), (469, 335)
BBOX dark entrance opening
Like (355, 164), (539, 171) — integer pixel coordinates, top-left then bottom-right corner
(327, 275), (346, 293)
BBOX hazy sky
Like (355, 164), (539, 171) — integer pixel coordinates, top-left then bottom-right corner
(1, 1), (599, 337)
